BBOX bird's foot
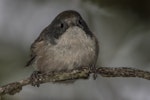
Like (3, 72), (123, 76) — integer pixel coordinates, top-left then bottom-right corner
(30, 71), (42, 87)
(89, 66), (97, 80)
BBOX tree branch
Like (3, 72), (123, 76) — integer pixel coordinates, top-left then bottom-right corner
(0, 67), (150, 96)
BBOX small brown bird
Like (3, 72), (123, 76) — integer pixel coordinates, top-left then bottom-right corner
(26, 10), (99, 85)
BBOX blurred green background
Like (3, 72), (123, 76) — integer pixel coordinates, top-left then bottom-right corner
(1, 0), (150, 100)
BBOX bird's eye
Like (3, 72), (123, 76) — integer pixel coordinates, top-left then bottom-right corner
(57, 22), (65, 29)
(60, 23), (64, 28)
(78, 19), (82, 25)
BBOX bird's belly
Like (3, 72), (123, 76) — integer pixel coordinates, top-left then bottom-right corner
(52, 45), (94, 71)
(36, 42), (96, 72)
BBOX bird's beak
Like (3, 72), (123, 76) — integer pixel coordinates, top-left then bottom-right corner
(66, 17), (77, 27)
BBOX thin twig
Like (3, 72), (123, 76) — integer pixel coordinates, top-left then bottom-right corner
(0, 68), (90, 96)
(0, 67), (150, 96)
(96, 67), (150, 80)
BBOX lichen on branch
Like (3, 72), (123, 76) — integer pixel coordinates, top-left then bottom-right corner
(0, 67), (150, 96)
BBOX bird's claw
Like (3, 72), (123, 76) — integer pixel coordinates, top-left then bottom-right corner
(89, 66), (97, 80)
(30, 71), (42, 87)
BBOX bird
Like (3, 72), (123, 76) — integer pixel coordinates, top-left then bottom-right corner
(26, 10), (99, 85)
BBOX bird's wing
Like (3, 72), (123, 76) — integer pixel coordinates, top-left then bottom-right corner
(25, 26), (50, 67)
(26, 34), (45, 67)
(94, 34), (99, 67)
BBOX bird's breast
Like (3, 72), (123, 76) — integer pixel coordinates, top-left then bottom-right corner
(37, 26), (97, 72)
